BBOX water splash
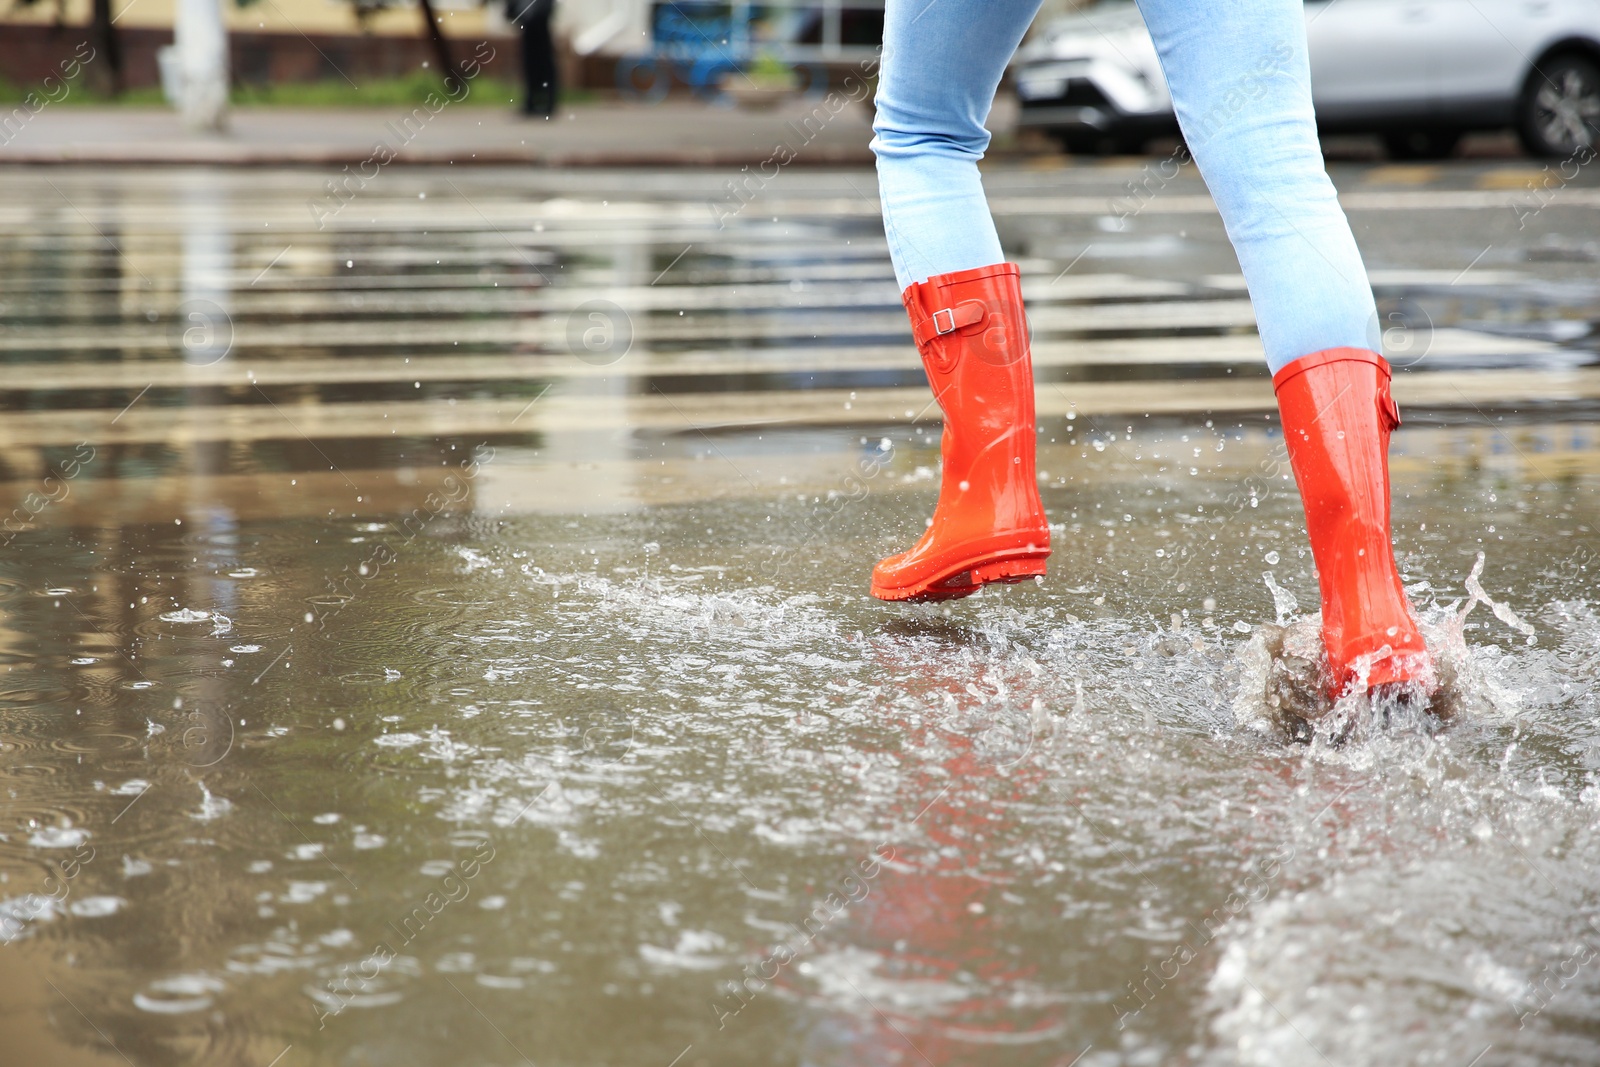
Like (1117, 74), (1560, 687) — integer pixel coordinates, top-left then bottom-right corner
(1261, 570), (1299, 625)
(1233, 554), (1534, 742)
(1462, 550), (1536, 642)
(159, 608), (211, 624)
(189, 782), (232, 822)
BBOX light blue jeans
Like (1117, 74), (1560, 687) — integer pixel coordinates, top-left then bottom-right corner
(870, 0), (1379, 374)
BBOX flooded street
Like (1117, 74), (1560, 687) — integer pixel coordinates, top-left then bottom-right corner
(2, 162), (1599, 1066)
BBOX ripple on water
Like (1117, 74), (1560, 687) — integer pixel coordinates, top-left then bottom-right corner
(372, 732), (425, 749)
(1, 760), (58, 778)
(68, 894), (125, 917)
(0, 802), (95, 867)
(48, 731), (147, 757)
(333, 668), (412, 688)
(323, 611), (477, 679)
(174, 523), (282, 553)
(0, 683), (77, 711)
(26, 825), (88, 848)
(133, 973), (226, 1014)
(303, 954), (422, 1013)
(127, 609), (237, 643)
(409, 585), (499, 610)
(305, 592), (354, 615)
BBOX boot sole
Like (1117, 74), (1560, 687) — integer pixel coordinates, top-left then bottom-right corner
(871, 551), (1049, 603)
(1329, 646), (1436, 698)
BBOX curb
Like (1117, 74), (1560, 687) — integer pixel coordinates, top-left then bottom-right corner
(0, 146), (882, 167)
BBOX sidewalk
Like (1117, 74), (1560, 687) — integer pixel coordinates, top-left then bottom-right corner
(0, 97), (957, 166)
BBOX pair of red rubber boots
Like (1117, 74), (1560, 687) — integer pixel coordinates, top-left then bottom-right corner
(871, 262), (1432, 696)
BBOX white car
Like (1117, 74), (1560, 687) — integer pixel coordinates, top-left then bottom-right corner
(1013, 0), (1600, 158)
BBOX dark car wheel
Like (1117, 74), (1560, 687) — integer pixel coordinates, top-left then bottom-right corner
(1382, 128), (1461, 160)
(1054, 132), (1102, 155)
(1517, 53), (1600, 158)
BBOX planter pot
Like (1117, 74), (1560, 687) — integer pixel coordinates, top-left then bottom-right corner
(719, 73), (800, 110)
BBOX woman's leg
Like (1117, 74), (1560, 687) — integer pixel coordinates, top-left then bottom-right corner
(867, 0), (1052, 602)
(871, 0), (1044, 291)
(1136, 0), (1431, 695)
(1134, 0), (1378, 373)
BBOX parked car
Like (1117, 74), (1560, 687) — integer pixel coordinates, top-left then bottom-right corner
(1012, 0), (1600, 158)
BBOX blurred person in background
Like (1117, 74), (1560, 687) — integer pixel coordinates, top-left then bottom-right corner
(509, 0), (558, 117)
(868, 0), (1433, 700)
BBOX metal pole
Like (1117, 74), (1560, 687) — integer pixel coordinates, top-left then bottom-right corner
(175, 0), (229, 132)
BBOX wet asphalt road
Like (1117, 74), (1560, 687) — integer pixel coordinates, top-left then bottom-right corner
(0, 157), (1598, 1067)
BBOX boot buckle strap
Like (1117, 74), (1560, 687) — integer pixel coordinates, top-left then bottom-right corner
(937, 300), (985, 334)
(914, 300), (987, 348)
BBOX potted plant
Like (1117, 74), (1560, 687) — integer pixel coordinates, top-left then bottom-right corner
(721, 53), (801, 110)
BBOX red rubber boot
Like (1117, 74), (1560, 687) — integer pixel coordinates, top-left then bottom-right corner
(871, 263), (1050, 602)
(1274, 347), (1434, 695)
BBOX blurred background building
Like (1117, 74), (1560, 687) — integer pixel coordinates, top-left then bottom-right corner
(0, 0), (1092, 96)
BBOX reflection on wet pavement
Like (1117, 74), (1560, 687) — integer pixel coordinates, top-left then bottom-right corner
(1, 165), (1598, 1067)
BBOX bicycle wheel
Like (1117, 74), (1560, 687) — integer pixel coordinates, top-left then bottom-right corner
(689, 55), (740, 107)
